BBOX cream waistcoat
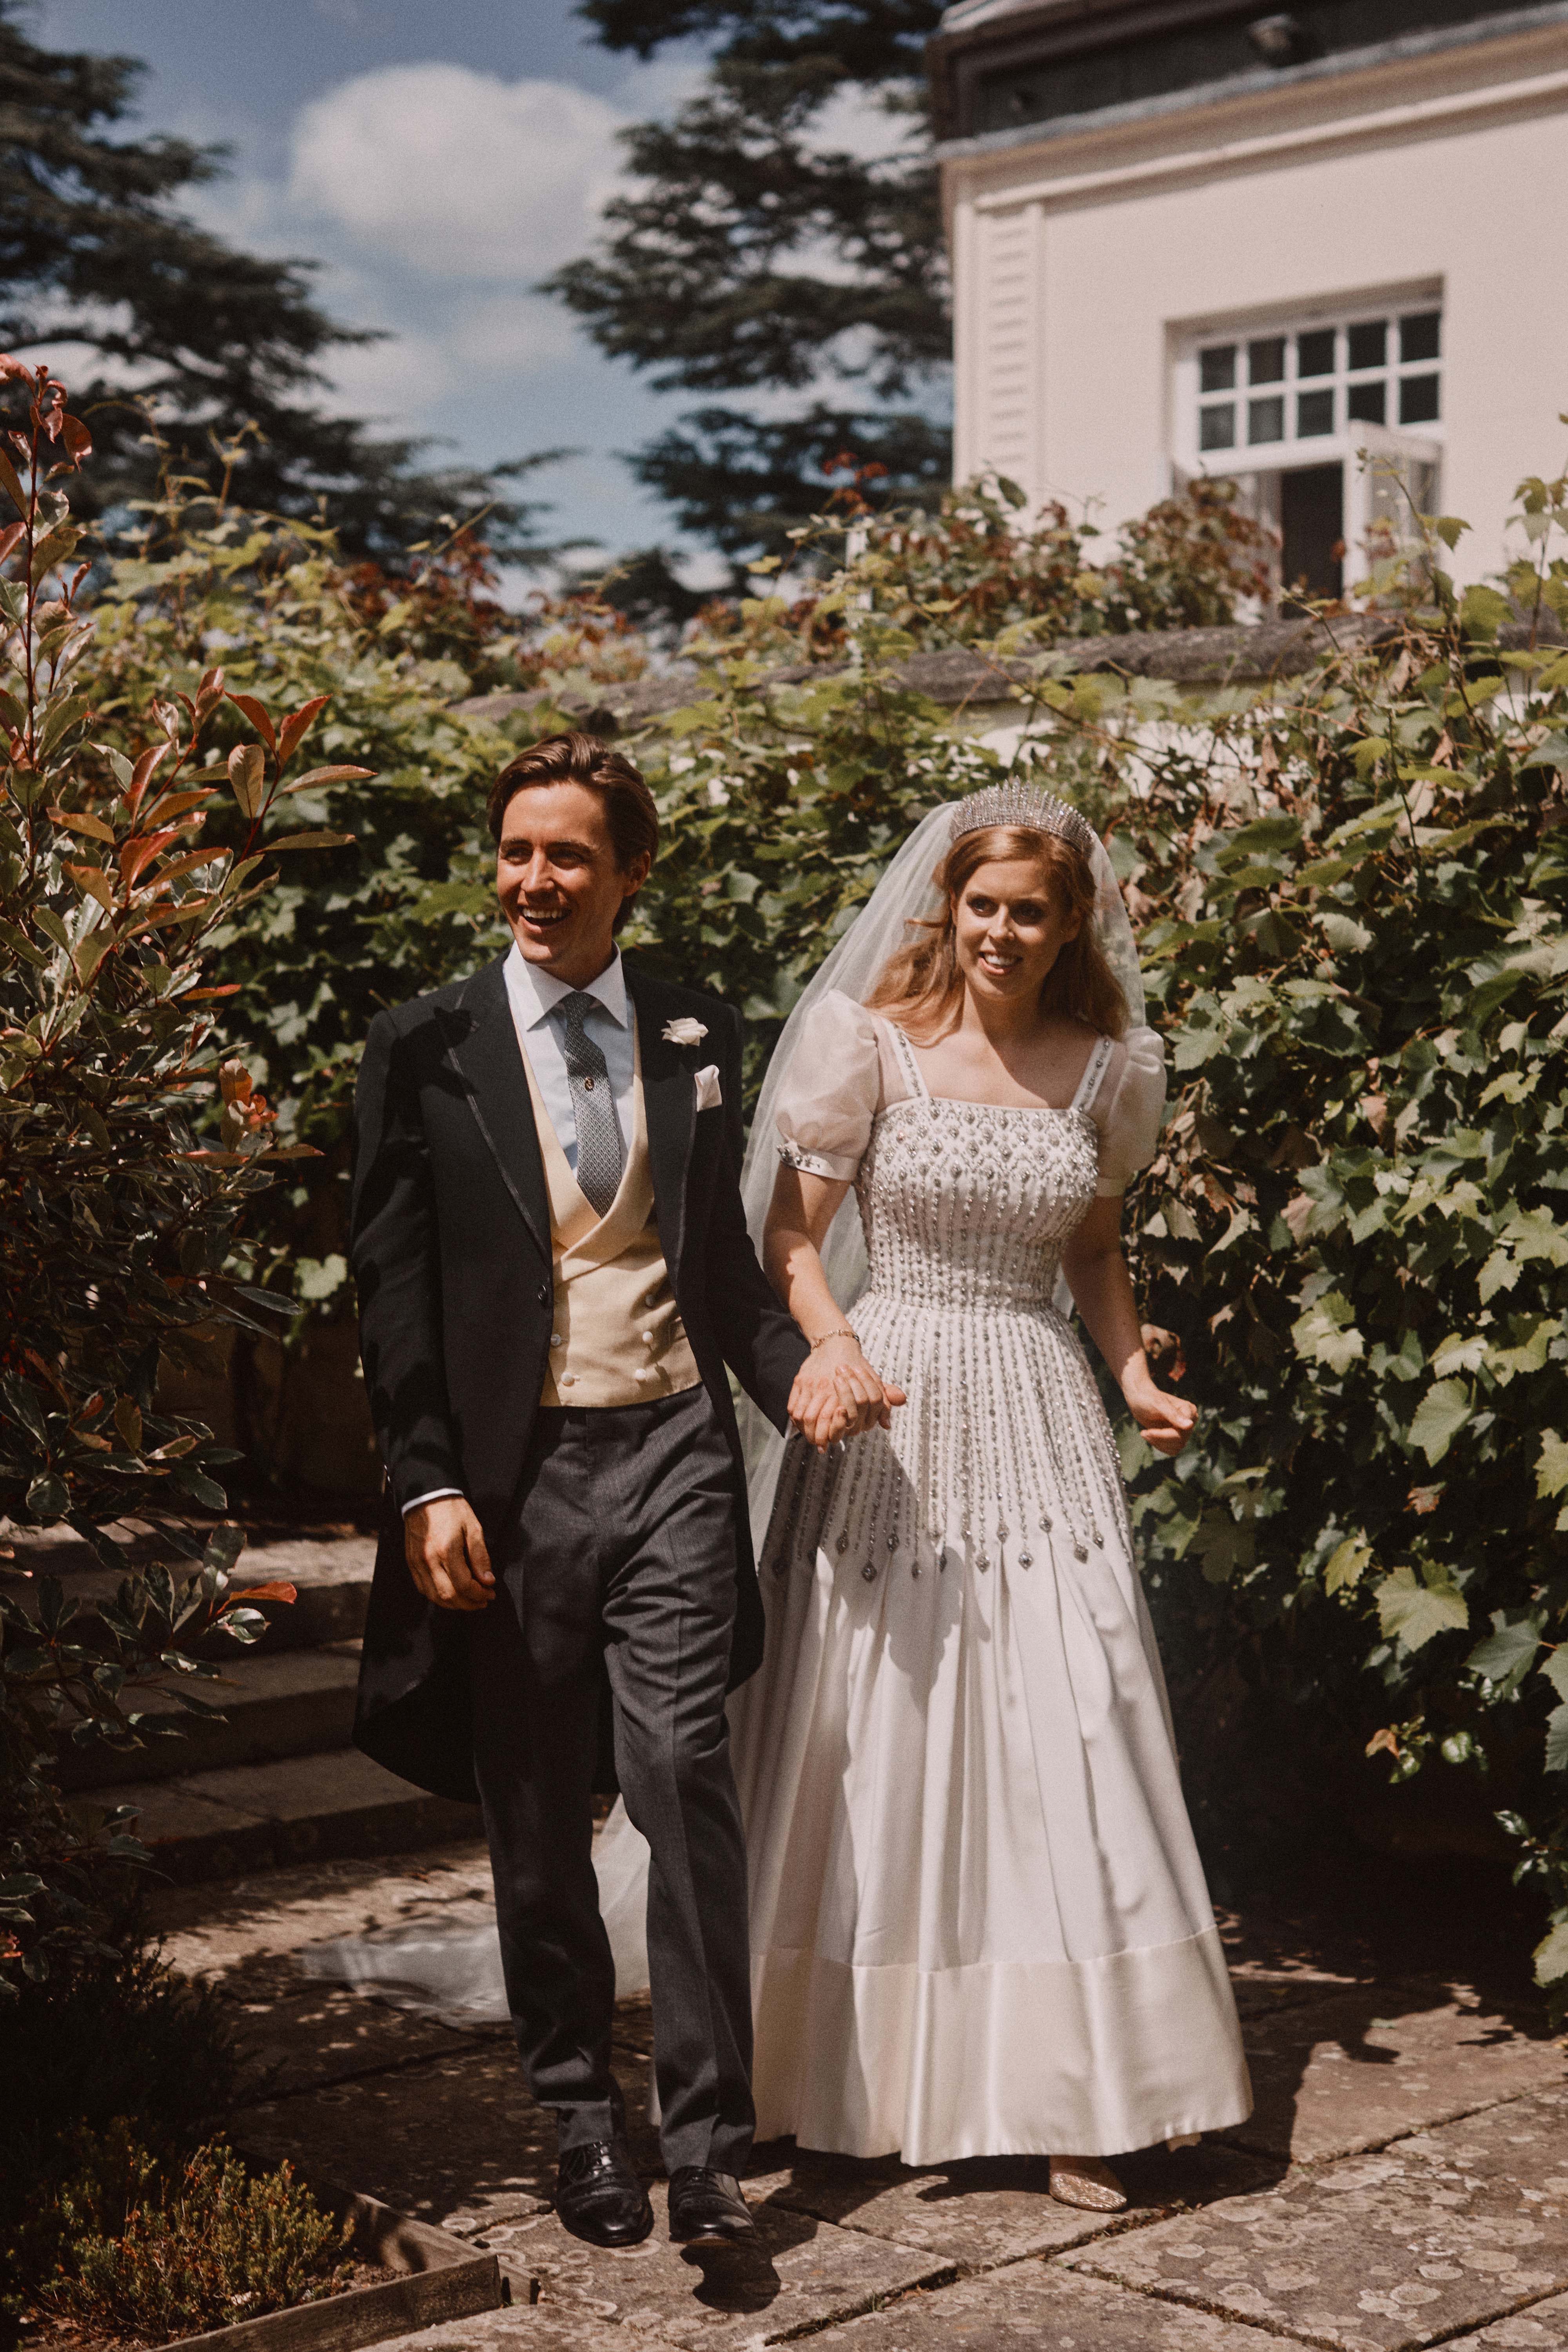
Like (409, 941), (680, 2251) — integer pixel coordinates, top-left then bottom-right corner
(518, 1021), (701, 1409)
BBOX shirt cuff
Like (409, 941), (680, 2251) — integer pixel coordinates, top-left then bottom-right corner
(401, 1487), (463, 1516)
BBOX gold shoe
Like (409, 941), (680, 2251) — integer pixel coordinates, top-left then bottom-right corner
(1048, 2156), (1127, 2212)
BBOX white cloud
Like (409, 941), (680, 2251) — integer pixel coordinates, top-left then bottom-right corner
(314, 291), (578, 423)
(288, 62), (628, 281)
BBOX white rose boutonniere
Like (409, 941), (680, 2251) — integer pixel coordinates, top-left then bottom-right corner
(662, 1016), (708, 1047)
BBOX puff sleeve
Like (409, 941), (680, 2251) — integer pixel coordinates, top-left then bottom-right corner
(773, 990), (883, 1183)
(1093, 1024), (1167, 1196)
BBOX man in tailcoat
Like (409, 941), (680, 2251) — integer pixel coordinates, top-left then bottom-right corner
(350, 733), (842, 2249)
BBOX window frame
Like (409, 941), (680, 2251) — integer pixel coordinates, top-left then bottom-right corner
(1170, 285), (1446, 483)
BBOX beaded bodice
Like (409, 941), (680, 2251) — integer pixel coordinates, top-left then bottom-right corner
(854, 1028), (1108, 1318)
(764, 1007), (1145, 1584)
(857, 1095), (1100, 1316)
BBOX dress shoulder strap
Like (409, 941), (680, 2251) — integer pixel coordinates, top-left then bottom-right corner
(881, 1017), (931, 1100)
(1070, 1034), (1116, 1114)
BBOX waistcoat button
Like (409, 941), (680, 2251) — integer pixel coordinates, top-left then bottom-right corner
(561, 1373), (577, 1387)
(641, 1329), (654, 1345)
(634, 1368), (650, 1383)
(550, 1334), (562, 1348)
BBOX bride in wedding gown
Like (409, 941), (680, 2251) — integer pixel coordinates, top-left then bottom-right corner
(304, 780), (1250, 2206)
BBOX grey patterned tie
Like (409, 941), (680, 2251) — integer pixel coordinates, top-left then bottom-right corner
(557, 990), (625, 1216)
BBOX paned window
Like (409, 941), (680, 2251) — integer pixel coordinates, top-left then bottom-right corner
(1194, 307), (1441, 459)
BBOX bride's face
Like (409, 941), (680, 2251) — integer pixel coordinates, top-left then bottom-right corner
(952, 856), (1081, 1008)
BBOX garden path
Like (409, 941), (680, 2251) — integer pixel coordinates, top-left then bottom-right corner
(148, 1840), (1568, 2352)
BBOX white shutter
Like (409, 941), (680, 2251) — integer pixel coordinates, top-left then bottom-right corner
(975, 205), (1040, 494)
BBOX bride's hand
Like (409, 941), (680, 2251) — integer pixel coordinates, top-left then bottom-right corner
(789, 1334), (906, 1453)
(1124, 1374), (1198, 1459)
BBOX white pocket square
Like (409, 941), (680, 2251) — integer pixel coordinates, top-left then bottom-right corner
(693, 1064), (723, 1112)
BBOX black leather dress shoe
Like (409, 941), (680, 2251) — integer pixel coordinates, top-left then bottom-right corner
(667, 2167), (757, 2246)
(554, 2139), (654, 2248)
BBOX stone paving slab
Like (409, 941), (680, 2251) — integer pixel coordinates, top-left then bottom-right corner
(1066, 2085), (1568, 2352)
(149, 1840), (496, 1976)
(472, 2181), (948, 2351)
(220, 1964), (494, 2098)
(370, 2307), (682, 2352)
(746, 2136), (1277, 2271)
(1218, 1906), (1377, 1994)
(239, 2042), (559, 2234)
(1452, 2294), (1568, 2346)
(788, 2261), (1331, 2350)
(1228, 1987), (1564, 2165)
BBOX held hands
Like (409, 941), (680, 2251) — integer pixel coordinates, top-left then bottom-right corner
(1123, 1371), (1198, 1460)
(788, 1332), (906, 1453)
(404, 1495), (495, 1612)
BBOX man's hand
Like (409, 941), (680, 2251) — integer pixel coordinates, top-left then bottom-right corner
(404, 1496), (495, 1611)
(788, 1335), (906, 1453)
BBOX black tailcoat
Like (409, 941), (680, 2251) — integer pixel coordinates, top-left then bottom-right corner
(348, 951), (808, 1802)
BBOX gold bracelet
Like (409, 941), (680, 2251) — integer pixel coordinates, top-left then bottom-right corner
(808, 1326), (858, 1351)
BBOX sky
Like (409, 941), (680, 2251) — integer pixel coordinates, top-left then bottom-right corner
(29, 0), (729, 579)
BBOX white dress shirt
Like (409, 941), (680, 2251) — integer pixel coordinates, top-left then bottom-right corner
(501, 942), (634, 1176)
(402, 944), (635, 1517)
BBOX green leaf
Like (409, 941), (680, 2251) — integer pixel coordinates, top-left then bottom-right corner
(1465, 1616), (1542, 1685)
(1534, 1919), (1568, 1985)
(1477, 1249), (1519, 1303)
(1547, 1703), (1568, 1776)
(1461, 583), (1515, 641)
(1540, 1648), (1568, 1705)
(1408, 1379), (1472, 1465)
(24, 1472), (68, 1521)
(1292, 1292), (1365, 1376)
(262, 829), (355, 853)
(0, 916), (47, 967)
(1376, 1566), (1469, 1651)
(1487, 1318), (1553, 1384)
(1191, 1512), (1255, 1584)
(1317, 911), (1372, 954)
(1537, 1431), (1568, 1498)
(1324, 1535), (1372, 1593)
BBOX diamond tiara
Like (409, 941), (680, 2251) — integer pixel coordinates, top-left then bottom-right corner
(949, 782), (1098, 862)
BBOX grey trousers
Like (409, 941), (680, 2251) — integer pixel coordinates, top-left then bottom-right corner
(468, 1385), (755, 2174)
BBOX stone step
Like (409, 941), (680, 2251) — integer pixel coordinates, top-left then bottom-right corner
(1, 1527), (377, 1653)
(82, 1747), (479, 1887)
(55, 1644), (363, 1792)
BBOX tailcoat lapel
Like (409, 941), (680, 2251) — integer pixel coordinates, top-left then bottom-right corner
(628, 965), (696, 1278)
(440, 955), (551, 1265)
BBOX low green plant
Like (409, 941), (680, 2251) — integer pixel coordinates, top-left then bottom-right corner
(42, 2132), (353, 2342)
(0, 1945), (243, 2341)
(1086, 478), (1568, 1987)
(0, 356), (359, 1982)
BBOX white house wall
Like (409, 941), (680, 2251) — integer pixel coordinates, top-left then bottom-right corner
(946, 16), (1568, 579)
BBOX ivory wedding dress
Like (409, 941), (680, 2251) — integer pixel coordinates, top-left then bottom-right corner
(727, 991), (1252, 2162)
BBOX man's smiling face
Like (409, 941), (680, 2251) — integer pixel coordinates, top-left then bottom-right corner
(494, 780), (650, 989)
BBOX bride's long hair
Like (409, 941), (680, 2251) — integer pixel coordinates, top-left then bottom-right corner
(866, 823), (1128, 1042)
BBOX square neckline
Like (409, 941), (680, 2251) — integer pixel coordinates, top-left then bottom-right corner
(882, 1015), (1113, 1120)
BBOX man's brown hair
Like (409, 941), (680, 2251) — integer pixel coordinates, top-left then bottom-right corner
(487, 731), (659, 879)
